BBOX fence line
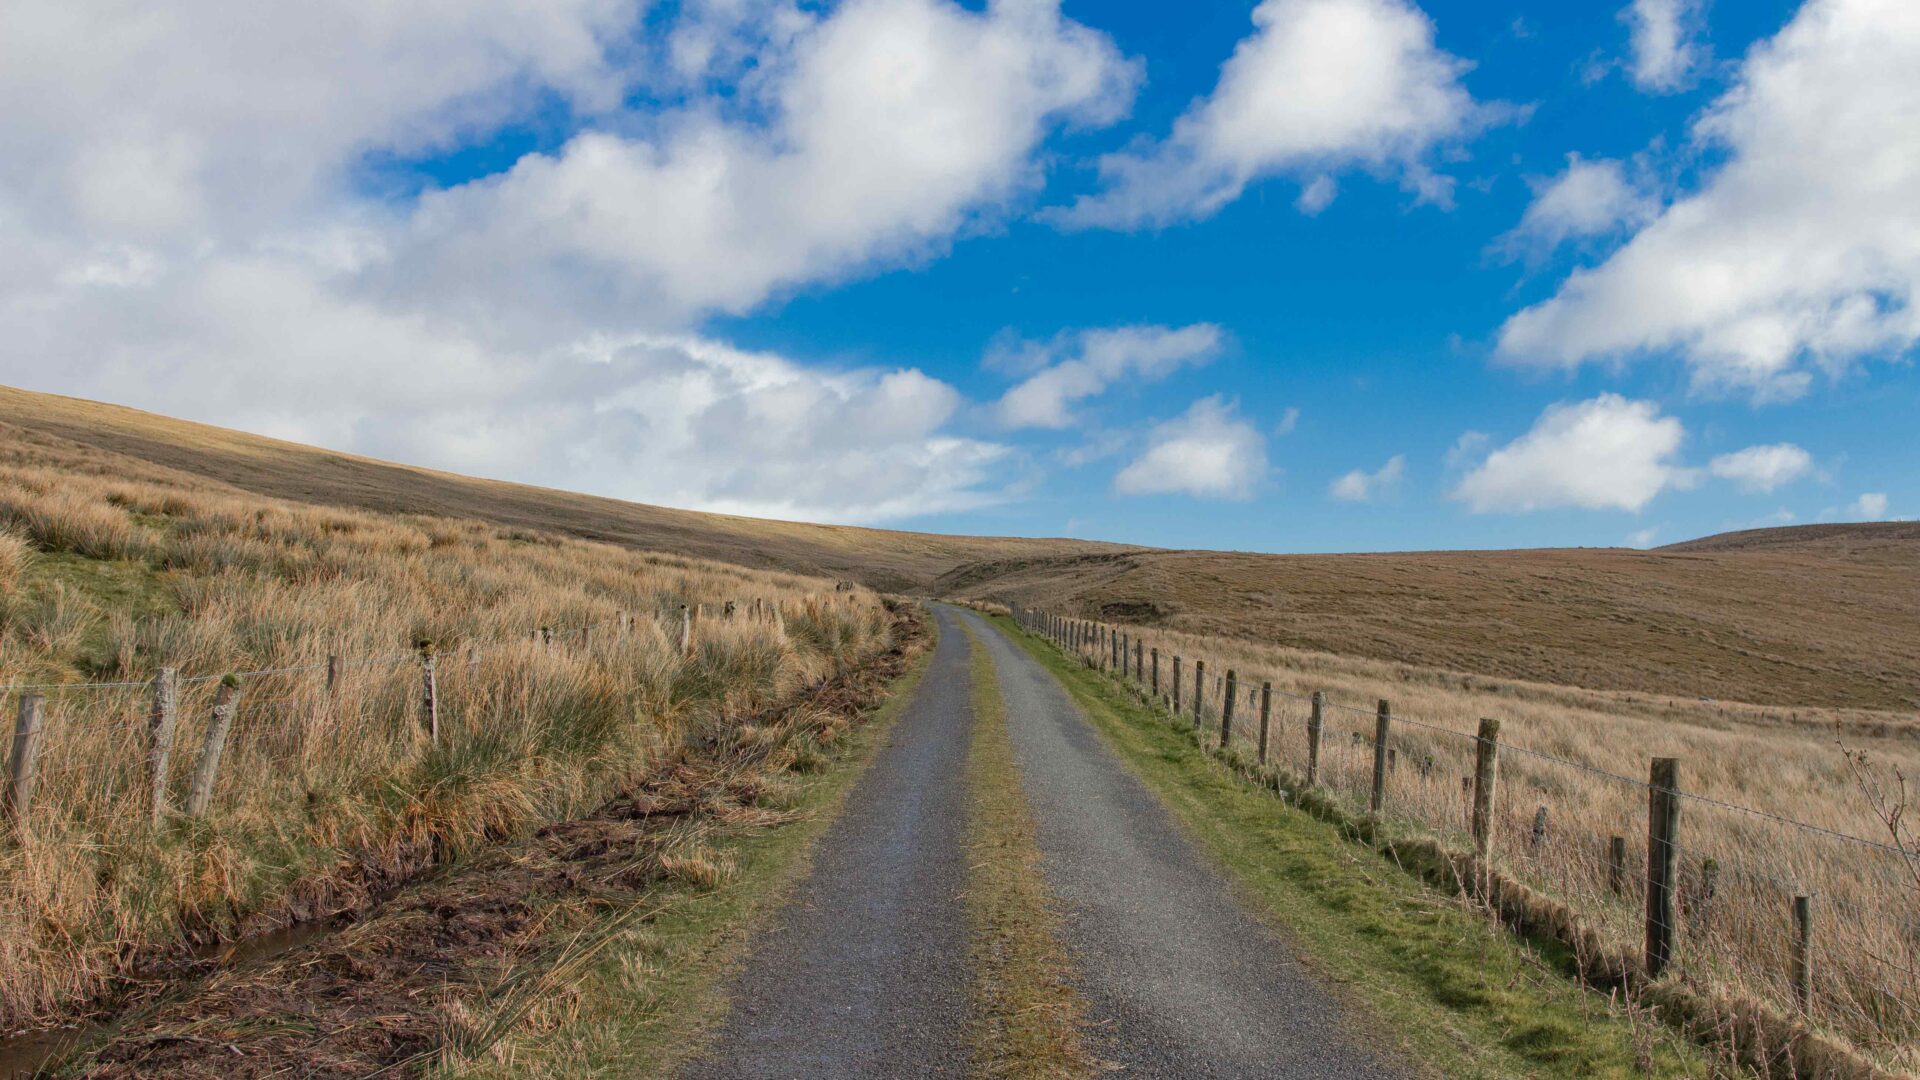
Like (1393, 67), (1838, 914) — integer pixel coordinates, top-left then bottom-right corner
(1008, 605), (1920, 1072)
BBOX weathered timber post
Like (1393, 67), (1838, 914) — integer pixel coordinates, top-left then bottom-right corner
(680, 605), (693, 657)
(1221, 670), (1237, 747)
(1134, 640), (1143, 682)
(1150, 648), (1159, 697)
(148, 667), (178, 823)
(1369, 699), (1391, 814)
(1645, 757), (1681, 978)
(326, 654), (342, 696)
(186, 676), (240, 817)
(1172, 657), (1182, 712)
(1257, 682), (1272, 765)
(1307, 691), (1325, 785)
(1191, 660), (1205, 729)
(1609, 836), (1628, 896)
(4, 694), (43, 837)
(419, 642), (440, 745)
(1471, 718), (1500, 860)
(1531, 805), (1549, 848)
(1791, 895), (1813, 1010)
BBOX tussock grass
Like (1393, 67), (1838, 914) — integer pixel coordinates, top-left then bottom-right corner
(1033, 614), (1920, 1076)
(0, 434), (893, 1033)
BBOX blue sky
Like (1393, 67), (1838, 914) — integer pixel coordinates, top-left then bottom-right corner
(3, 0), (1914, 553)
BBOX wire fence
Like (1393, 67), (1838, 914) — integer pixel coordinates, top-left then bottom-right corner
(1015, 608), (1920, 1074)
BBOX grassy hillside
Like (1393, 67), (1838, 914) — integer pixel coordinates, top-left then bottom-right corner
(940, 541), (1920, 710)
(6, 384), (1915, 710)
(0, 386), (1124, 595)
(0, 419), (896, 1030)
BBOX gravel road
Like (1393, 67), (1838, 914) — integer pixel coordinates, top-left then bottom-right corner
(679, 605), (975, 1079)
(956, 606), (1407, 1079)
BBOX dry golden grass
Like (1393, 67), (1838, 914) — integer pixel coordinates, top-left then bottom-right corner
(0, 385), (1121, 595)
(1038, 613), (1920, 1073)
(948, 539), (1920, 711)
(0, 430), (894, 1033)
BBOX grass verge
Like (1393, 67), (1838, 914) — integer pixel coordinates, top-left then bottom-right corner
(959, 622), (1098, 1079)
(408, 608), (939, 1078)
(988, 614), (1715, 1080)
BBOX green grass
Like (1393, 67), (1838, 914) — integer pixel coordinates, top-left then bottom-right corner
(10, 551), (175, 678)
(959, 623), (1097, 1079)
(431, 619), (939, 1079)
(988, 614), (1714, 1080)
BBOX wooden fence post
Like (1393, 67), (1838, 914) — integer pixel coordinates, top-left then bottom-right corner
(1134, 640), (1143, 681)
(1221, 670), (1237, 747)
(680, 605), (693, 657)
(1472, 718), (1499, 860)
(1370, 699), (1391, 814)
(419, 642), (440, 745)
(5, 694), (43, 837)
(1791, 895), (1813, 1010)
(1531, 805), (1549, 847)
(1609, 835), (1627, 896)
(148, 667), (178, 823)
(1257, 682), (1271, 765)
(1307, 691), (1325, 786)
(1150, 649), (1160, 697)
(1645, 757), (1682, 978)
(1172, 657), (1182, 712)
(1191, 660), (1205, 729)
(186, 676), (240, 817)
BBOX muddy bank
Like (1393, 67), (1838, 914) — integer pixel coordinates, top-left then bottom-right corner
(31, 606), (925, 1079)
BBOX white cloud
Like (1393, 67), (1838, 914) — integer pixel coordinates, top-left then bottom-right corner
(1114, 396), (1269, 499)
(1851, 492), (1890, 520)
(1626, 527), (1660, 547)
(1052, 0), (1498, 229)
(1330, 454), (1405, 501)
(1707, 442), (1813, 492)
(1452, 394), (1694, 512)
(1622, 0), (1706, 93)
(1500, 154), (1656, 255)
(995, 323), (1223, 428)
(1275, 406), (1302, 435)
(0, 0), (1141, 524)
(1499, 0), (1920, 402)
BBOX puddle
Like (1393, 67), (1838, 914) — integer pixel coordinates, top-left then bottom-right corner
(0, 916), (345, 1077)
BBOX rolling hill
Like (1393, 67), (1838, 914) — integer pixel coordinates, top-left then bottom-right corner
(4, 383), (1915, 710)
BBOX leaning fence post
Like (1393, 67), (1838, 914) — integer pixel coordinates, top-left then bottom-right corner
(148, 667), (178, 823)
(419, 642), (440, 745)
(1307, 691), (1325, 786)
(1791, 895), (1813, 1010)
(1608, 835), (1627, 896)
(1369, 699), (1391, 814)
(1471, 718), (1500, 860)
(5, 694), (43, 837)
(1257, 682), (1272, 765)
(1192, 660), (1205, 729)
(1221, 670), (1237, 747)
(186, 676), (240, 817)
(1645, 757), (1682, 978)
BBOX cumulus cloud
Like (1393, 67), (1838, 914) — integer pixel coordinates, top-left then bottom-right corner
(1499, 154), (1657, 256)
(995, 323), (1223, 428)
(1707, 442), (1813, 492)
(1851, 492), (1890, 520)
(1330, 454), (1405, 501)
(1113, 397), (1269, 499)
(1622, 0), (1707, 93)
(0, 0), (1140, 523)
(1451, 394), (1694, 512)
(1052, 0), (1498, 228)
(1499, 0), (1920, 402)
